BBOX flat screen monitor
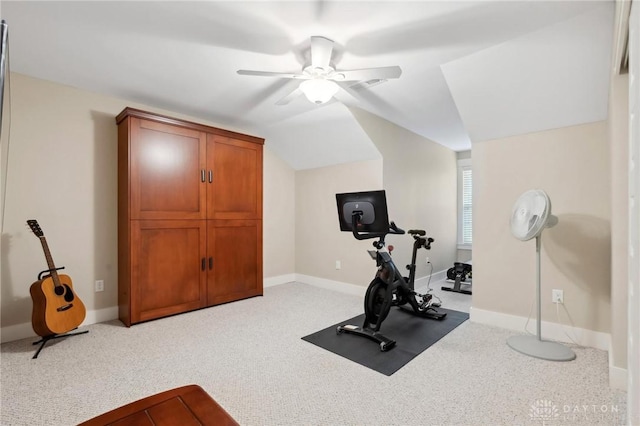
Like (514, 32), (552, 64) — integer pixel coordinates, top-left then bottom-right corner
(336, 190), (389, 235)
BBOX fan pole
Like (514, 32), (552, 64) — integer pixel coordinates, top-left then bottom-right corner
(507, 233), (576, 361)
(535, 235), (542, 340)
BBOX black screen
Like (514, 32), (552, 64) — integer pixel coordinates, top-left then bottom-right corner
(336, 190), (389, 235)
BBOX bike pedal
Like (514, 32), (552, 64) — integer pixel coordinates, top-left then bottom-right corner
(431, 302), (441, 308)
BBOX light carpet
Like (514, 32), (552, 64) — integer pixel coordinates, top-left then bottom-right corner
(0, 282), (627, 425)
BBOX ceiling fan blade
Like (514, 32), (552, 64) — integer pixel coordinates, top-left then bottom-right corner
(310, 36), (334, 70)
(275, 87), (303, 105)
(237, 70), (309, 79)
(334, 66), (402, 82)
(334, 82), (362, 104)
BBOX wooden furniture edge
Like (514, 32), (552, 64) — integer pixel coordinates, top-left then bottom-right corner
(116, 107), (265, 145)
(78, 384), (239, 425)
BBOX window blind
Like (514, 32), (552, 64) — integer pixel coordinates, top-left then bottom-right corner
(461, 168), (472, 245)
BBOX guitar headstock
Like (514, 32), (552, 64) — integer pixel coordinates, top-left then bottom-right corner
(27, 219), (44, 237)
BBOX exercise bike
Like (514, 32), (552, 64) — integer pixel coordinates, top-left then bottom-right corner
(335, 190), (446, 352)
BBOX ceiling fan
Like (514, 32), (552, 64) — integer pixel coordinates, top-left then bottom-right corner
(237, 36), (402, 105)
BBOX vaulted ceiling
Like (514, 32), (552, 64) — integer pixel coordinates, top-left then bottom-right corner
(1, 1), (614, 169)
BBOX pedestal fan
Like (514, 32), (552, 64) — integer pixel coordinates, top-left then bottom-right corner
(506, 189), (576, 361)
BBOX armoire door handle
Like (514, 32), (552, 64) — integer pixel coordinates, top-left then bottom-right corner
(201, 169), (206, 182)
(208, 170), (213, 183)
(201, 258), (206, 271)
(209, 257), (213, 269)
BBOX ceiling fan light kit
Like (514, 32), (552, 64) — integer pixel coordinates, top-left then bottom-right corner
(506, 189), (576, 362)
(299, 78), (339, 104)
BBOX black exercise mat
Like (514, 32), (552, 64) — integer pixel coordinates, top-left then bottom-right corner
(302, 307), (469, 376)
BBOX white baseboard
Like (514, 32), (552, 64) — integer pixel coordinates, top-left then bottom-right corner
(469, 306), (611, 351)
(608, 343), (629, 391)
(608, 362), (628, 391)
(294, 274), (367, 297)
(263, 274), (296, 288)
(1, 306), (119, 344)
(86, 306), (119, 325)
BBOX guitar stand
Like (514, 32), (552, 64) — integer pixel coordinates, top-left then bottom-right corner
(32, 329), (89, 359)
(38, 266), (65, 281)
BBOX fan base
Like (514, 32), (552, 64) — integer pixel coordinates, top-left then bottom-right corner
(507, 335), (576, 361)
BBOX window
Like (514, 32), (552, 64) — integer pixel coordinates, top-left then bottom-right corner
(457, 158), (472, 248)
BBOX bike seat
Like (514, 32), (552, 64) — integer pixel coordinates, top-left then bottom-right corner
(408, 229), (425, 236)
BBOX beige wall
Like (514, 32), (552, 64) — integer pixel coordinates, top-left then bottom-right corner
(263, 147), (295, 278)
(473, 121), (611, 333)
(0, 73), (295, 334)
(295, 160), (383, 286)
(609, 72), (629, 369)
(457, 250), (473, 263)
(293, 108), (458, 288)
(2, 73), (121, 329)
(350, 107), (458, 277)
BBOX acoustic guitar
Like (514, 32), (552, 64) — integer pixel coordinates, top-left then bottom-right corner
(27, 220), (86, 336)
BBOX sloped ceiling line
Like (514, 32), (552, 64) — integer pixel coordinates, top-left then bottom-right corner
(2, 1), (614, 170)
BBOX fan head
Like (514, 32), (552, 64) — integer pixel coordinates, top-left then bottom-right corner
(510, 189), (556, 241)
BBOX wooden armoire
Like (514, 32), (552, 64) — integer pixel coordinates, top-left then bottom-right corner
(116, 108), (264, 326)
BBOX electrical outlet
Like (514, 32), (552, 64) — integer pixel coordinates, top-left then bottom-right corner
(552, 289), (563, 304)
(335, 260), (341, 270)
(95, 280), (104, 292)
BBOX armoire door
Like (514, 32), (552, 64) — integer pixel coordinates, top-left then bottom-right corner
(131, 220), (207, 323)
(206, 220), (263, 305)
(130, 118), (206, 220)
(206, 135), (262, 220)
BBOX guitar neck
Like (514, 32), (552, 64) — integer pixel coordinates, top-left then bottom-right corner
(39, 236), (61, 286)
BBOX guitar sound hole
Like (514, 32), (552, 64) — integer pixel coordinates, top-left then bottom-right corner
(54, 286), (65, 296)
(63, 284), (75, 302)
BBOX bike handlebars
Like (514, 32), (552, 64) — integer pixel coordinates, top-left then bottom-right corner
(350, 213), (433, 251)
